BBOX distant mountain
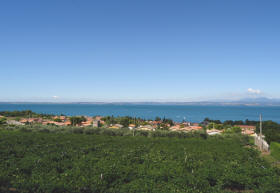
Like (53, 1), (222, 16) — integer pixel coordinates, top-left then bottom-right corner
(232, 97), (280, 106)
(236, 97), (279, 103)
(121, 97), (280, 106)
(1, 97), (280, 106)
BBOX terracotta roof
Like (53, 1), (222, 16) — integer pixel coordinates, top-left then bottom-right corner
(235, 125), (256, 130)
(242, 130), (255, 135)
(137, 125), (154, 131)
(169, 125), (202, 132)
(65, 121), (71, 125)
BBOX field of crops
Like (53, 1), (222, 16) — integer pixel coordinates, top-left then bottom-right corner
(1, 130), (280, 193)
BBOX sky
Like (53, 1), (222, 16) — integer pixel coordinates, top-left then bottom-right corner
(0, 0), (280, 102)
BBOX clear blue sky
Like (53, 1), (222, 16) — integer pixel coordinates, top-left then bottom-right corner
(1, 0), (280, 102)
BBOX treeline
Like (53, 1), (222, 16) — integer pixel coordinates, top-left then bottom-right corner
(0, 110), (53, 118)
(101, 116), (174, 128)
(2, 124), (208, 139)
(203, 118), (259, 126)
(101, 116), (142, 127)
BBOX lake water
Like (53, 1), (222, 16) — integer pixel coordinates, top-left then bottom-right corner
(0, 104), (280, 123)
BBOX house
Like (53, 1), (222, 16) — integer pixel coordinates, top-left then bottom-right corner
(94, 116), (103, 121)
(243, 129), (255, 136)
(182, 122), (192, 127)
(207, 129), (222, 135)
(169, 125), (202, 132)
(137, 125), (154, 131)
(20, 118), (35, 124)
(64, 121), (71, 126)
(189, 126), (203, 131)
(115, 124), (124, 128)
(6, 120), (24, 125)
(54, 122), (66, 126)
(109, 124), (124, 129)
(60, 116), (66, 121)
(169, 125), (181, 131)
(81, 117), (92, 126)
(128, 124), (136, 130)
(93, 120), (101, 128)
(81, 121), (92, 127)
(94, 117), (105, 125)
(235, 125), (256, 135)
(235, 125), (256, 130)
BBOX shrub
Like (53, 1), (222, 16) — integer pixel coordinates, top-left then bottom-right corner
(271, 142), (280, 160)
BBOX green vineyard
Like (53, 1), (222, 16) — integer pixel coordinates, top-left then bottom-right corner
(0, 130), (279, 193)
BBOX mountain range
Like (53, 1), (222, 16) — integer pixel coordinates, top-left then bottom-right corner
(1, 97), (280, 106)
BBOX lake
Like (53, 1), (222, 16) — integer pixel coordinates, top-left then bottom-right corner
(0, 103), (280, 123)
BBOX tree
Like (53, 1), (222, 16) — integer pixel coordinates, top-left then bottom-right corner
(224, 126), (241, 134)
(257, 120), (280, 144)
(224, 120), (234, 126)
(120, 117), (129, 127)
(231, 126), (242, 133)
(0, 117), (6, 125)
(155, 117), (161, 121)
(54, 118), (62, 122)
(70, 116), (86, 126)
(233, 120), (244, 125)
(158, 123), (169, 130)
(162, 118), (174, 126)
(203, 118), (221, 124)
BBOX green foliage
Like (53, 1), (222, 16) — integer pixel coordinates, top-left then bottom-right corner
(257, 120), (280, 144)
(101, 116), (146, 128)
(0, 117), (7, 125)
(204, 118), (222, 124)
(157, 123), (169, 130)
(271, 142), (280, 160)
(0, 110), (34, 117)
(2, 125), (207, 139)
(206, 118), (259, 127)
(162, 117), (174, 126)
(0, 110), (53, 119)
(207, 123), (224, 130)
(53, 118), (62, 122)
(224, 126), (242, 134)
(155, 116), (161, 121)
(70, 116), (86, 126)
(205, 117), (280, 145)
(0, 129), (279, 193)
(119, 117), (130, 127)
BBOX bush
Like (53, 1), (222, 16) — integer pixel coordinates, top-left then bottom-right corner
(72, 127), (84, 134)
(271, 142), (280, 160)
(135, 130), (149, 137)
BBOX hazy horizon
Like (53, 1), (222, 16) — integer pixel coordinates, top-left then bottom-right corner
(1, 96), (280, 104)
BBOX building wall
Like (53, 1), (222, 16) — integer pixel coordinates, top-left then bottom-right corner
(254, 135), (270, 152)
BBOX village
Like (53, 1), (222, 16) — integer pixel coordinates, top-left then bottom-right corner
(0, 113), (257, 137)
